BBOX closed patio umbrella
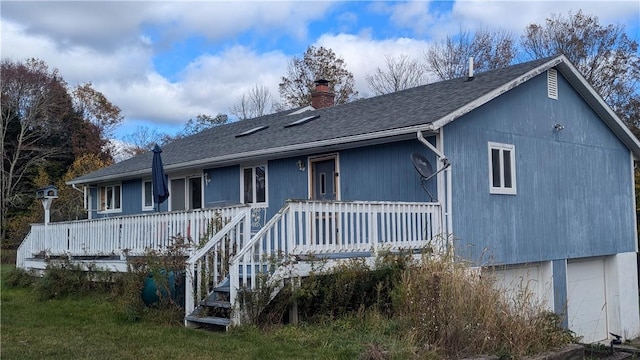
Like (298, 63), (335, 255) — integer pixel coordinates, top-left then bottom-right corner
(152, 144), (169, 211)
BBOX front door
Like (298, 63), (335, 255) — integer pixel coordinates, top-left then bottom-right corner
(310, 156), (338, 246)
(311, 158), (337, 200)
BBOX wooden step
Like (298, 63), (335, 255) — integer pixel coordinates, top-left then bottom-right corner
(185, 315), (231, 328)
(201, 299), (232, 308)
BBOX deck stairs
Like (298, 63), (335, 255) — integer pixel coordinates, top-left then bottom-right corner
(185, 277), (233, 330)
(183, 200), (444, 330)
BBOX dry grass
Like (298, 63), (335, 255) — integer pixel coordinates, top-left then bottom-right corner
(395, 256), (573, 358)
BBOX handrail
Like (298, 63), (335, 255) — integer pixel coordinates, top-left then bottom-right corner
(227, 199), (444, 325)
(187, 209), (250, 263)
(184, 207), (252, 321)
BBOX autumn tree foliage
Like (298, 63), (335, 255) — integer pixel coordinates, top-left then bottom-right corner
(1, 58), (119, 246)
(279, 46), (358, 109)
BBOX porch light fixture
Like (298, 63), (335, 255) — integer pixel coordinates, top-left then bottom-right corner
(296, 160), (306, 171)
(554, 123), (565, 132)
(203, 172), (211, 185)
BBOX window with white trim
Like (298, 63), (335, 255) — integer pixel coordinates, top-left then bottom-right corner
(142, 180), (153, 211)
(488, 142), (516, 195)
(241, 165), (267, 205)
(99, 184), (122, 212)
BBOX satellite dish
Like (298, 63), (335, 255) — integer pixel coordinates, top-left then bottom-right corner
(411, 152), (437, 201)
(411, 153), (433, 179)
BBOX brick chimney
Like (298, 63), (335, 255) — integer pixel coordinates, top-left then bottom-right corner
(311, 79), (334, 109)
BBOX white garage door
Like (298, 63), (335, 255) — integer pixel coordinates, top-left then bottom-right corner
(567, 259), (607, 343)
(492, 264), (548, 308)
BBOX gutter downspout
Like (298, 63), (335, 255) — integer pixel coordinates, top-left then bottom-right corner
(417, 130), (453, 253)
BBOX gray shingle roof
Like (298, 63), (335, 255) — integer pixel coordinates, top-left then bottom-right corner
(69, 55), (640, 185)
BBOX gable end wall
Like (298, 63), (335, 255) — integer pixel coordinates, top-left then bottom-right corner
(444, 71), (635, 265)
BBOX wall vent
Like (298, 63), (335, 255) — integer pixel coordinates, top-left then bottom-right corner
(547, 68), (558, 100)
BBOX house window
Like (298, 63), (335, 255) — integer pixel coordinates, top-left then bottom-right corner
(488, 142), (516, 195)
(142, 180), (153, 211)
(241, 165), (267, 205)
(99, 184), (122, 212)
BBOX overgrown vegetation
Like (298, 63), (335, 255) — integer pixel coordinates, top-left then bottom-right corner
(235, 250), (575, 359)
(3, 246), (577, 359)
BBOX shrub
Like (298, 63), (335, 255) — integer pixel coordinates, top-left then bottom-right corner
(33, 260), (115, 300)
(4, 266), (36, 287)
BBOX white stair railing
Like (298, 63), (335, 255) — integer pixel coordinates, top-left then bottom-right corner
(184, 207), (252, 320)
(228, 200), (444, 325)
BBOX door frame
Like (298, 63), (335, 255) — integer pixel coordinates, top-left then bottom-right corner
(308, 153), (340, 200)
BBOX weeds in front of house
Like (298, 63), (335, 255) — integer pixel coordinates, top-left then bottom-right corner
(238, 249), (574, 359)
(4, 241), (576, 359)
(395, 254), (575, 358)
(115, 235), (191, 325)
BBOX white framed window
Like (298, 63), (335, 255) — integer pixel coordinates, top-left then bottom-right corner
(488, 142), (517, 195)
(142, 180), (154, 211)
(99, 183), (122, 212)
(241, 164), (267, 206)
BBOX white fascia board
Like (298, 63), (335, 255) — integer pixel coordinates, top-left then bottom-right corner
(430, 57), (564, 130)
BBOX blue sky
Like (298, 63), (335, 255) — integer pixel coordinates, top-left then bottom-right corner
(1, 1), (638, 141)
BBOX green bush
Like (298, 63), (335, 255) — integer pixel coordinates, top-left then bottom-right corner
(33, 260), (115, 300)
(4, 267), (36, 287)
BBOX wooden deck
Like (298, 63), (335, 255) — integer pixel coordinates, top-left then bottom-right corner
(17, 199), (445, 327)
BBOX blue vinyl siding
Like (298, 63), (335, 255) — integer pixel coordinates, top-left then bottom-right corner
(445, 71), (635, 265)
(340, 139), (438, 202)
(121, 179), (141, 214)
(91, 179), (150, 218)
(267, 157), (310, 219)
(203, 165), (240, 208)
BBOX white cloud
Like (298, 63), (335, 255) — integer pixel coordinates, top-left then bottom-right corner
(315, 33), (430, 98)
(2, 0), (637, 141)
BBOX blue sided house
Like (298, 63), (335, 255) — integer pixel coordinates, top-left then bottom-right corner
(18, 55), (640, 341)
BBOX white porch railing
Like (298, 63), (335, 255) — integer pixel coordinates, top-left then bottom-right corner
(16, 205), (247, 269)
(226, 200), (444, 324)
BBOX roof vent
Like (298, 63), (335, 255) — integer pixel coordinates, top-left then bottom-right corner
(468, 57), (474, 80)
(547, 69), (558, 99)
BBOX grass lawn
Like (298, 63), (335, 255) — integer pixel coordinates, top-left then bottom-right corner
(0, 265), (409, 360)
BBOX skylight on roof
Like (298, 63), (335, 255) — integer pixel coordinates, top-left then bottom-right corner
(285, 115), (320, 128)
(235, 125), (268, 138)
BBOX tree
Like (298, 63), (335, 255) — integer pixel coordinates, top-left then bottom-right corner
(178, 113), (228, 138)
(72, 82), (123, 138)
(54, 153), (112, 221)
(279, 46), (358, 109)
(1, 58), (117, 246)
(366, 54), (428, 96)
(1, 58), (70, 243)
(121, 126), (168, 157)
(425, 28), (517, 80)
(229, 84), (274, 120)
(521, 10), (640, 131)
